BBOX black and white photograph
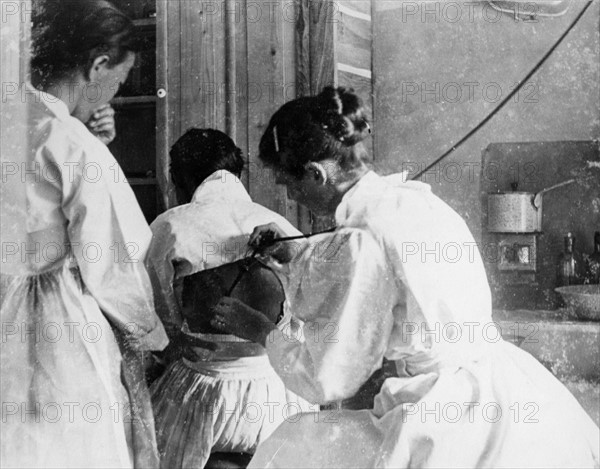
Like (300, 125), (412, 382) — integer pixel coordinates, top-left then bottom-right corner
(1, 0), (599, 468)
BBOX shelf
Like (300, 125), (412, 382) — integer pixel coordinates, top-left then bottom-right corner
(128, 177), (157, 186)
(109, 0), (159, 223)
(133, 17), (156, 28)
(112, 96), (156, 106)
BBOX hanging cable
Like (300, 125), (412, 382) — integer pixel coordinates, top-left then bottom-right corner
(411, 0), (594, 181)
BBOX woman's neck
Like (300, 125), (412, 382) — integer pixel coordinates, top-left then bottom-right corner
(325, 165), (370, 215)
(36, 74), (89, 121)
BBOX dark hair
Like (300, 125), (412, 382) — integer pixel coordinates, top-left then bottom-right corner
(31, 0), (138, 87)
(170, 128), (245, 191)
(259, 87), (371, 178)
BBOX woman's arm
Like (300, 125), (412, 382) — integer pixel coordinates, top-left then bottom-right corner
(211, 297), (277, 345)
(145, 221), (185, 334)
(214, 229), (397, 404)
(57, 132), (168, 351)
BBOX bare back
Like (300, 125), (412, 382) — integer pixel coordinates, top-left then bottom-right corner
(181, 258), (285, 334)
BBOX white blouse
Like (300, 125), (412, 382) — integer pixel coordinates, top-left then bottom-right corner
(265, 171), (493, 404)
(146, 169), (302, 329)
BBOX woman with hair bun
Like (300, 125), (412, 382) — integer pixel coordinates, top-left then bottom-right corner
(1, 1), (167, 467)
(212, 86), (599, 468)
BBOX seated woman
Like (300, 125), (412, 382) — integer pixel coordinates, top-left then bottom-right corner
(211, 87), (600, 468)
(146, 129), (307, 469)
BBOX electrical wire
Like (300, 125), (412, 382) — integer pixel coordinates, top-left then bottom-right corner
(411, 0), (594, 181)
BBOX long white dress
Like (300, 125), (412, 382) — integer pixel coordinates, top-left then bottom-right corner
(0, 88), (168, 468)
(248, 171), (600, 469)
(146, 170), (310, 468)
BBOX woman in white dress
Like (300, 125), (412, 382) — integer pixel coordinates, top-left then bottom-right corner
(146, 129), (308, 468)
(0, 1), (168, 467)
(211, 87), (600, 468)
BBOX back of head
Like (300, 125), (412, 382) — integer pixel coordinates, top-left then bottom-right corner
(31, 0), (137, 87)
(259, 87), (371, 177)
(170, 128), (244, 202)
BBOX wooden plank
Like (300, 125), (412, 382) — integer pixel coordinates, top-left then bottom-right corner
(133, 17), (156, 28)
(246, 1), (292, 218)
(309, 0), (336, 91)
(236, 0), (250, 188)
(295, 0), (314, 232)
(180, 0), (205, 130)
(310, 0), (337, 232)
(0, 0), (30, 84)
(113, 95), (157, 106)
(210, 1), (226, 131)
(128, 178), (158, 185)
(156, 0), (177, 209)
(211, 2), (226, 131)
(1, 0), (30, 243)
(180, 0), (226, 132)
(224, 0), (237, 138)
(295, 0), (311, 97)
(20, 0), (32, 82)
(283, 0), (300, 226)
(368, 0), (377, 163)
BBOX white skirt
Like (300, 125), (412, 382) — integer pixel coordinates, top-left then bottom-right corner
(150, 356), (307, 468)
(248, 341), (600, 469)
(0, 265), (133, 468)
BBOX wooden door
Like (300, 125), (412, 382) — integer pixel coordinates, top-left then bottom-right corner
(156, 0), (299, 228)
(155, 0), (373, 230)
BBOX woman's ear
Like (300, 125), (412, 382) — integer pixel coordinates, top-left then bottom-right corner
(88, 55), (111, 82)
(304, 162), (328, 185)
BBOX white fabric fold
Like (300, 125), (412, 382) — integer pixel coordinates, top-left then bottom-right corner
(147, 170), (311, 468)
(146, 169), (301, 329)
(1, 86), (167, 468)
(249, 170), (599, 469)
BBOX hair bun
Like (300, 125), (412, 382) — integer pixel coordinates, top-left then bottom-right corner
(316, 86), (370, 145)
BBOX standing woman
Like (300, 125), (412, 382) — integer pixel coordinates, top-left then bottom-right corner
(0, 1), (168, 467)
(212, 87), (600, 468)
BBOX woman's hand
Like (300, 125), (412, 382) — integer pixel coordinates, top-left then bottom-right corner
(87, 104), (117, 145)
(211, 297), (277, 347)
(249, 223), (299, 263)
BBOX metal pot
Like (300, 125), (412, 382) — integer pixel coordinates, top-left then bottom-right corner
(487, 179), (575, 233)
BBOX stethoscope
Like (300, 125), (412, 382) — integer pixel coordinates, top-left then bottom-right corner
(228, 228), (337, 294)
